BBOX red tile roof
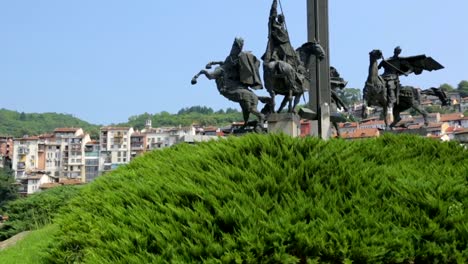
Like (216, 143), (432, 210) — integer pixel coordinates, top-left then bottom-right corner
(341, 128), (380, 139)
(440, 113), (465, 122)
(40, 183), (61, 189)
(339, 122), (358, 128)
(59, 179), (83, 185)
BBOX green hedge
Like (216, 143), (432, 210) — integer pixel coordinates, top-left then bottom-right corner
(0, 186), (80, 241)
(46, 134), (468, 263)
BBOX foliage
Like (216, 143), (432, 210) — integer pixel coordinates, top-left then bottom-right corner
(45, 134), (468, 263)
(422, 105), (456, 115)
(439, 83), (455, 92)
(457, 80), (468, 97)
(0, 109), (100, 138)
(123, 107), (242, 130)
(0, 225), (56, 264)
(337, 88), (362, 107)
(0, 168), (18, 208)
(0, 186), (80, 241)
(177, 106), (214, 115)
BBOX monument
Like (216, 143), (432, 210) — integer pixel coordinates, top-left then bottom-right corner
(261, 0), (328, 137)
(363, 48), (449, 129)
(191, 0), (336, 138)
(306, 0), (332, 139)
(191, 38), (269, 132)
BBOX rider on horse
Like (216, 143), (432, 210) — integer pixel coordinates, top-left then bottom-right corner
(262, 0), (304, 94)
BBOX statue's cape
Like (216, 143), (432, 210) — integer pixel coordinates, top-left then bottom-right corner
(386, 55), (444, 75)
(238, 51), (263, 89)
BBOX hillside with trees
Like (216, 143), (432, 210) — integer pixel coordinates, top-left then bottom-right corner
(120, 106), (243, 130)
(0, 107), (242, 138)
(0, 109), (100, 138)
(439, 80), (468, 97)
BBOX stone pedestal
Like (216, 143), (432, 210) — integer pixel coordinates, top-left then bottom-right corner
(267, 113), (301, 137)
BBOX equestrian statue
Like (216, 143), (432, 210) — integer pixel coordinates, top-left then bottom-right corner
(191, 38), (270, 131)
(262, 0), (325, 113)
(363, 47), (449, 128)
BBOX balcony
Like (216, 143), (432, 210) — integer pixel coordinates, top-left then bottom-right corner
(131, 144), (144, 150)
(17, 162), (26, 170)
(17, 147), (29, 155)
(71, 145), (82, 151)
(85, 151), (99, 157)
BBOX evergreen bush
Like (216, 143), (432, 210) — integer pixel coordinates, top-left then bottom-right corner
(46, 134), (468, 263)
(0, 186), (80, 241)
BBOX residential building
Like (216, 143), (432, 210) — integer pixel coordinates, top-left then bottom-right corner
(42, 135), (62, 178)
(143, 124), (195, 150)
(84, 140), (100, 182)
(53, 128), (91, 182)
(460, 97), (468, 112)
(454, 129), (468, 144)
(99, 127), (134, 173)
(359, 120), (386, 130)
(341, 128), (380, 140)
(12, 136), (39, 179)
(338, 122), (359, 134)
(0, 136), (13, 168)
(440, 113), (465, 127)
(17, 171), (56, 196)
(130, 132), (146, 159)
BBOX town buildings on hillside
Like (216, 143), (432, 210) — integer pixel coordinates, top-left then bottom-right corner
(3, 120), (221, 195)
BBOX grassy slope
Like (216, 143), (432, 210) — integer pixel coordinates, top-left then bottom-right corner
(0, 225), (56, 264)
(5, 134), (468, 263)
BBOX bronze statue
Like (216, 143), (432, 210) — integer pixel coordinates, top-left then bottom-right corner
(391, 87), (450, 127)
(378, 46), (405, 104)
(330, 66), (349, 137)
(262, 0), (325, 113)
(363, 49), (449, 128)
(191, 38), (267, 129)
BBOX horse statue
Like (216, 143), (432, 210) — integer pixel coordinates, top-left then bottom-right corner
(390, 87), (450, 127)
(191, 38), (268, 130)
(363, 49), (450, 128)
(330, 66), (350, 137)
(263, 42), (325, 113)
(262, 0), (326, 113)
(362, 50), (391, 126)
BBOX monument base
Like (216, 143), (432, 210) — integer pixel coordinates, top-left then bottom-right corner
(267, 113), (301, 137)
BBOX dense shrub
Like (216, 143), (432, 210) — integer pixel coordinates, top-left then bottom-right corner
(0, 186), (80, 241)
(46, 134), (468, 263)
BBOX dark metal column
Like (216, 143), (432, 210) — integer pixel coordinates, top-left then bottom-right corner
(307, 0), (331, 139)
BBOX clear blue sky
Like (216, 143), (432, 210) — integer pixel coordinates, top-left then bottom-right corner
(1, 0), (467, 124)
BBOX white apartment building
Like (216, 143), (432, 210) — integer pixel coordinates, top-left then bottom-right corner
(84, 140), (100, 182)
(142, 120), (196, 150)
(12, 136), (39, 179)
(99, 127), (134, 172)
(53, 128), (91, 182)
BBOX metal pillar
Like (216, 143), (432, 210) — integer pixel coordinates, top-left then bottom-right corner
(307, 0), (331, 139)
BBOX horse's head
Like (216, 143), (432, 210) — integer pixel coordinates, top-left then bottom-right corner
(296, 41), (325, 67)
(369, 49), (383, 60)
